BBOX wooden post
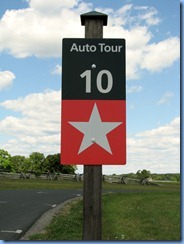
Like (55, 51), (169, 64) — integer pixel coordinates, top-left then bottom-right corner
(80, 11), (108, 240)
(83, 165), (102, 240)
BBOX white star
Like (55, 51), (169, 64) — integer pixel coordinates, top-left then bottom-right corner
(69, 103), (122, 154)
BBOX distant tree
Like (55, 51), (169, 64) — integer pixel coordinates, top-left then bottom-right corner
(164, 174), (169, 180)
(127, 172), (136, 179)
(0, 149), (12, 171)
(11, 155), (31, 173)
(154, 175), (163, 181)
(45, 153), (62, 173)
(45, 153), (77, 174)
(136, 169), (151, 185)
(175, 174), (180, 182)
(61, 165), (77, 174)
(169, 176), (177, 182)
(29, 152), (45, 175)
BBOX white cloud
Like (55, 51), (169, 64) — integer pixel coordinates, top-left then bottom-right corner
(104, 25), (153, 80)
(117, 4), (133, 16)
(140, 37), (180, 72)
(0, 71), (15, 91)
(0, 1), (179, 80)
(52, 64), (62, 75)
(1, 89), (61, 124)
(0, 90), (61, 155)
(135, 117), (180, 137)
(0, 3), (88, 58)
(158, 91), (174, 105)
(90, 115), (180, 174)
(28, 0), (78, 14)
(104, 25), (179, 79)
(124, 117), (180, 174)
(138, 7), (160, 26)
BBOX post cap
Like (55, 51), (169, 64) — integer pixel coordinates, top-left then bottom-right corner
(81, 11), (108, 26)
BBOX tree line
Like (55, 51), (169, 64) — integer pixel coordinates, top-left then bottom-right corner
(1, 149), (180, 182)
(124, 170), (180, 182)
(0, 149), (77, 175)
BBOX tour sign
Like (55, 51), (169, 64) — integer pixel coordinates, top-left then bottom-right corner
(61, 38), (126, 165)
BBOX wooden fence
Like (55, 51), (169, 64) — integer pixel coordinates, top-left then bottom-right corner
(0, 172), (169, 184)
(0, 172), (128, 183)
(0, 171), (77, 181)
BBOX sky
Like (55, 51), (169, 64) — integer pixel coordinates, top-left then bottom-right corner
(0, 0), (180, 176)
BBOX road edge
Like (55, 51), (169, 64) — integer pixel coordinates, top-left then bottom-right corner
(20, 196), (82, 240)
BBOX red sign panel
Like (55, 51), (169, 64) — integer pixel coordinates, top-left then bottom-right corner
(61, 39), (126, 165)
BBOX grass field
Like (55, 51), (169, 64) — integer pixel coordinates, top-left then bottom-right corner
(1, 178), (178, 241)
(0, 178), (83, 190)
(29, 188), (180, 241)
(102, 191), (180, 240)
(0, 178), (179, 191)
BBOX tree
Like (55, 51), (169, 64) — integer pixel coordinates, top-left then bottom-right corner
(127, 172), (136, 179)
(175, 174), (180, 182)
(136, 169), (151, 185)
(61, 165), (77, 174)
(29, 152), (45, 175)
(11, 155), (31, 173)
(45, 153), (77, 174)
(0, 149), (12, 171)
(45, 153), (62, 173)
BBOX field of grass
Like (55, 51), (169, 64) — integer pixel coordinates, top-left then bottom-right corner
(13, 180), (179, 241)
(0, 178), (83, 190)
(0, 178), (180, 191)
(102, 191), (180, 240)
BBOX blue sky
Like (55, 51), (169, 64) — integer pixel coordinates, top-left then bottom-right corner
(0, 0), (180, 175)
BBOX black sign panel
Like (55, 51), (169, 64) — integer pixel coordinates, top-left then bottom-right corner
(62, 38), (126, 100)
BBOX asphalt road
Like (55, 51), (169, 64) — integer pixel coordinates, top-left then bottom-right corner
(0, 189), (82, 240)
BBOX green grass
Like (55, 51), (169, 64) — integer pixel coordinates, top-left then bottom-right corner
(102, 191), (180, 240)
(0, 178), (83, 190)
(0, 178), (180, 192)
(29, 183), (180, 241)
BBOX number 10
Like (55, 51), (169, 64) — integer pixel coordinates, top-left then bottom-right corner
(80, 69), (113, 94)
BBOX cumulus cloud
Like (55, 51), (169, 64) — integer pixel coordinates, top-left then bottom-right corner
(0, 1), (179, 79)
(0, 90), (61, 155)
(140, 37), (180, 72)
(1, 89), (61, 124)
(126, 117), (180, 173)
(0, 71), (15, 91)
(104, 24), (179, 79)
(0, 2), (89, 58)
(135, 117), (180, 137)
(28, 0), (78, 14)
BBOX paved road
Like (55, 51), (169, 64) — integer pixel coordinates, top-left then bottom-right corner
(0, 189), (82, 240)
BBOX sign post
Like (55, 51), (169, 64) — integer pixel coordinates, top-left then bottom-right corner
(81, 11), (107, 240)
(61, 11), (126, 240)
